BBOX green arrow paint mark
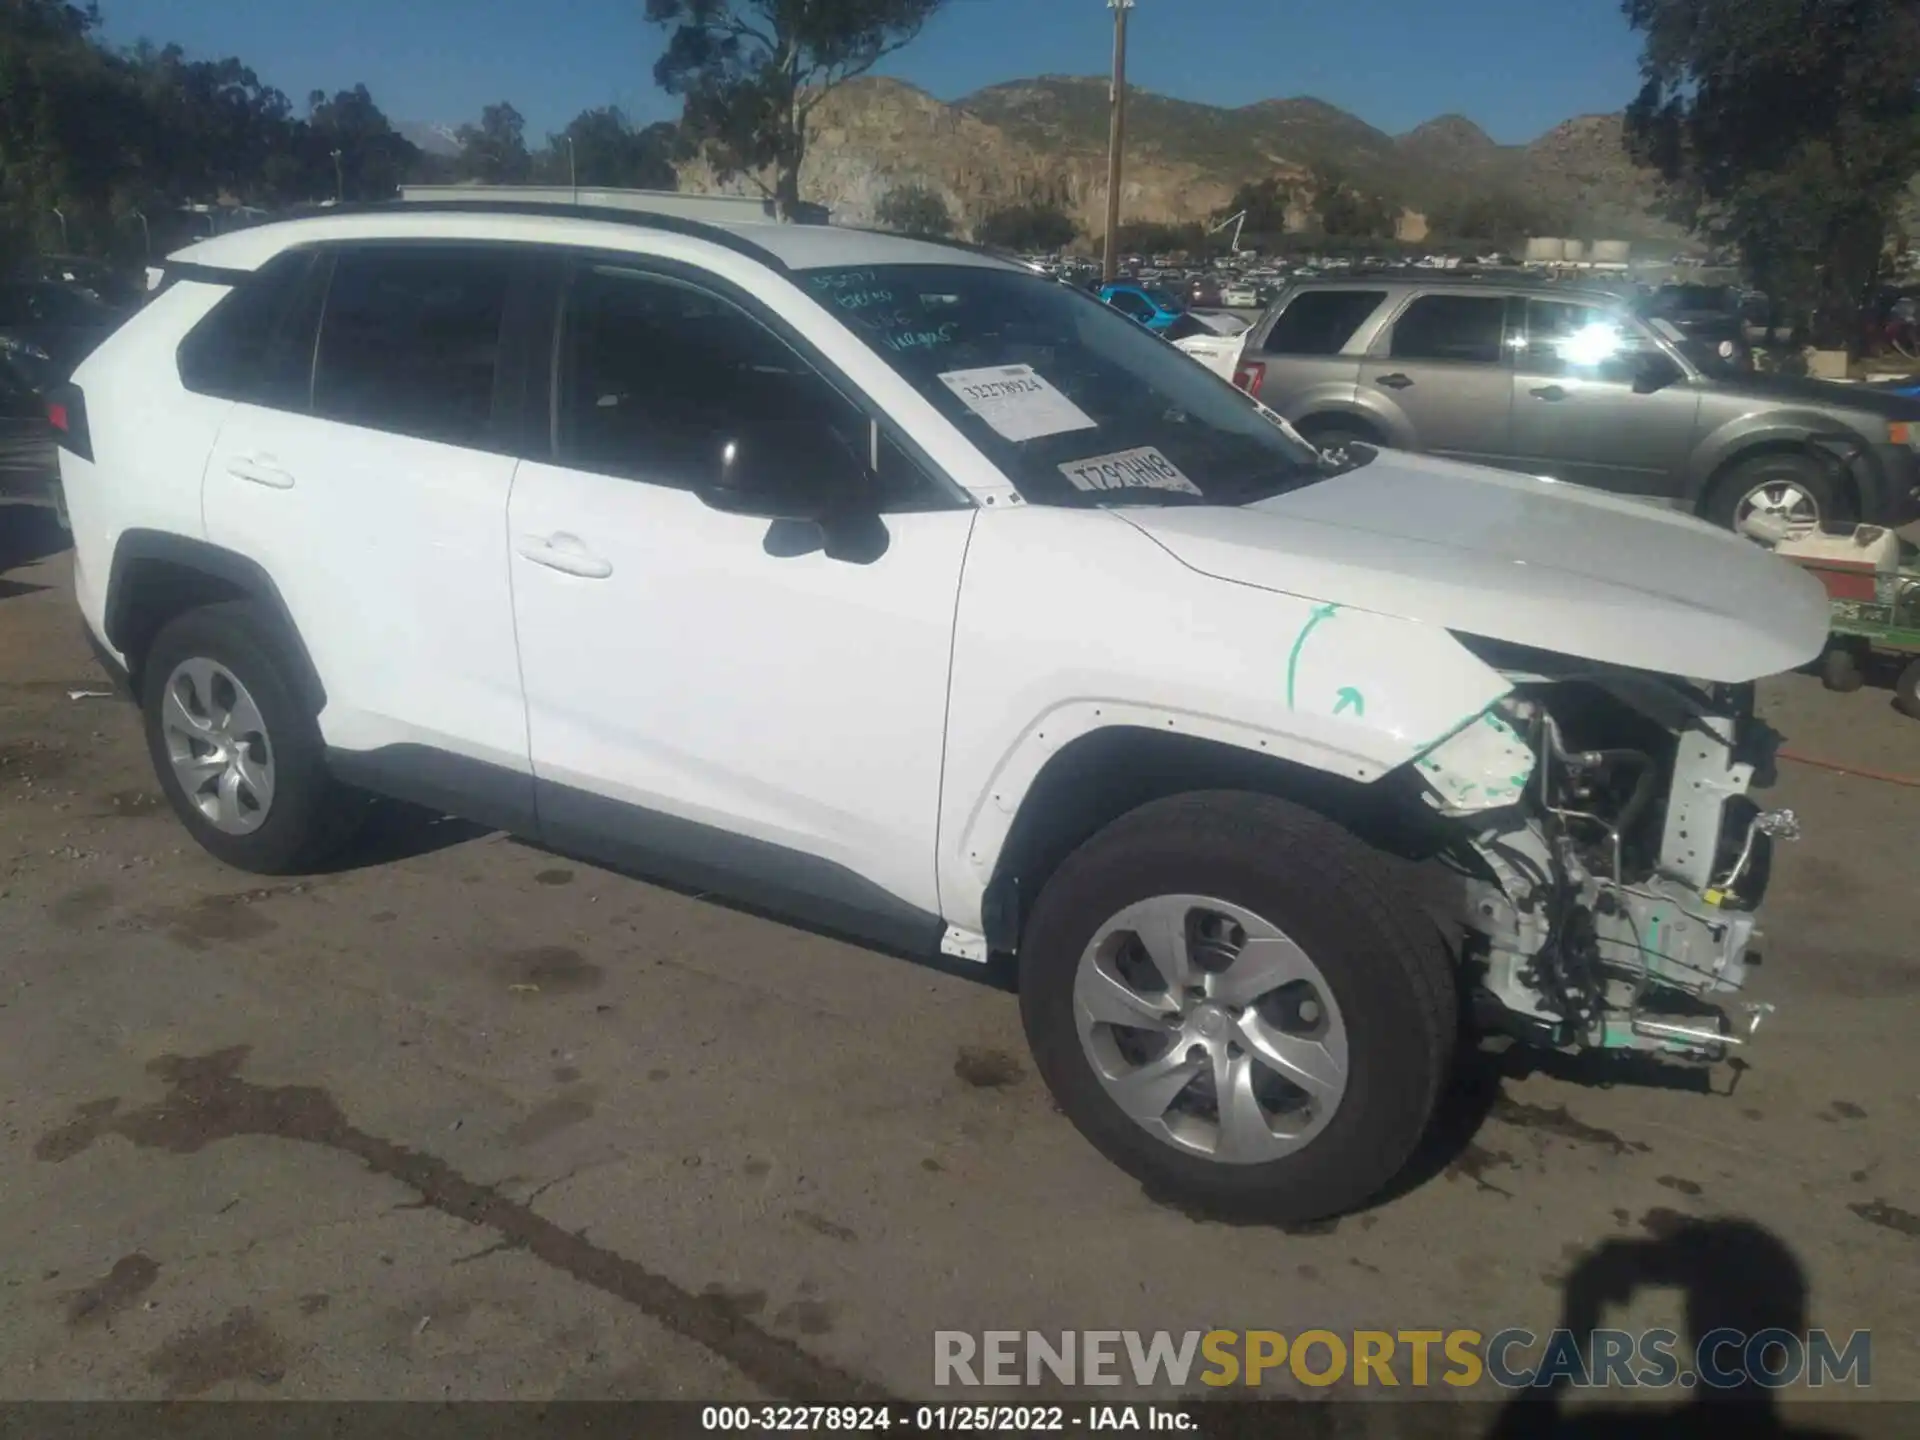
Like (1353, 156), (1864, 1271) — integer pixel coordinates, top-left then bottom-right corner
(1334, 687), (1366, 717)
(1286, 603), (1340, 711)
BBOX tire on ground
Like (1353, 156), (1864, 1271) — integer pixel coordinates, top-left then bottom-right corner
(1896, 658), (1920, 719)
(1018, 790), (1456, 1223)
(140, 599), (362, 875)
(1703, 449), (1849, 537)
(1296, 418), (1382, 455)
(1820, 646), (1867, 694)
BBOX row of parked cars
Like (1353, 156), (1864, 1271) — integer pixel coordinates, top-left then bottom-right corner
(1165, 270), (1920, 542)
(0, 257), (140, 507)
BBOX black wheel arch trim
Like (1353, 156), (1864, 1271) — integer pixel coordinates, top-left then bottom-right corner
(1689, 426), (1880, 516)
(104, 529), (326, 711)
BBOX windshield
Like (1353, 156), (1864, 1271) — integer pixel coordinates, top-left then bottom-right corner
(800, 263), (1323, 507)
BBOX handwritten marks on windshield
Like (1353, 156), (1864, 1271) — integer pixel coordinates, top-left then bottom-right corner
(807, 269), (958, 354)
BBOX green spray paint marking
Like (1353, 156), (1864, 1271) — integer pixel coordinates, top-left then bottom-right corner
(1286, 603), (1340, 711)
(1334, 687), (1366, 718)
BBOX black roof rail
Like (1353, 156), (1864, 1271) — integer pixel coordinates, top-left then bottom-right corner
(239, 198), (796, 273)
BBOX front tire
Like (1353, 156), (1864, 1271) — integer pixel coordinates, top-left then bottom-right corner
(1018, 792), (1456, 1222)
(1706, 451), (1848, 543)
(1297, 420), (1382, 461)
(141, 601), (362, 874)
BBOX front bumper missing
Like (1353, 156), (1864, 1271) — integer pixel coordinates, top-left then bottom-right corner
(1456, 692), (1795, 1064)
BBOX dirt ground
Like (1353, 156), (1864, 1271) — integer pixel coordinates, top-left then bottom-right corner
(2, 497), (1916, 1418)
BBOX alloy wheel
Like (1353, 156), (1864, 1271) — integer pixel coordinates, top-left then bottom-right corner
(1734, 479), (1820, 543)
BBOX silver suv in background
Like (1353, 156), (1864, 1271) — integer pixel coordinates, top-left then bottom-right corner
(1212, 275), (1920, 541)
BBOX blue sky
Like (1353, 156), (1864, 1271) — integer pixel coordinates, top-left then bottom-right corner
(95, 0), (1647, 145)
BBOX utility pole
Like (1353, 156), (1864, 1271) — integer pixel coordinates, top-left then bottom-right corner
(1102, 0), (1135, 283)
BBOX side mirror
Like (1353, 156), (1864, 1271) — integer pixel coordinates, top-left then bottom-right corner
(1632, 351), (1682, 394)
(695, 418), (867, 524)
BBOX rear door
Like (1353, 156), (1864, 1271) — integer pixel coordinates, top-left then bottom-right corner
(200, 242), (535, 801)
(1241, 287), (1385, 416)
(1363, 292), (1515, 463)
(1509, 297), (1701, 498)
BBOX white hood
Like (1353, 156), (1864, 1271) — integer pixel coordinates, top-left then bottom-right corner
(1120, 451), (1832, 683)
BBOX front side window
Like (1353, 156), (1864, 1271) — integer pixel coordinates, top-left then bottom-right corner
(802, 262), (1325, 508)
(554, 262), (932, 509)
(1525, 299), (1680, 385)
(1262, 290), (1386, 356)
(1389, 294), (1507, 365)
(1106, 290), (1155, 321)
(311, 246), (515, 447)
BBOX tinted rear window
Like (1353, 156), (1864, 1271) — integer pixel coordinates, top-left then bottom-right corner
(1262, 290), (1385, 356)
(177, 250), (325, 407)
(1388, 294), (1507, 364)
(310, 246), (514, 448)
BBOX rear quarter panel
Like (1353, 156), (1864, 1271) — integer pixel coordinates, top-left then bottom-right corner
(62, 280), (236, 644)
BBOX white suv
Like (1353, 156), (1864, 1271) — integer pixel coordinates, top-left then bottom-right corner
(58, 199), (1829, 1220)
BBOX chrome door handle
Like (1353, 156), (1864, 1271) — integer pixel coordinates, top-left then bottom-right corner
(225, 455), (294, 489)
(1530, 385), (1569, 401)
(515, 534), (613, 580)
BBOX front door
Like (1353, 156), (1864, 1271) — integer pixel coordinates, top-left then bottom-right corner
(1364, 292), (1515, 463)
(1508, 297), (1702, 499)
(506, 257), (975, 945)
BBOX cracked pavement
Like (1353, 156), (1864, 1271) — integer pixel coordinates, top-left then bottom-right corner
(2, 501), (1917, 1406)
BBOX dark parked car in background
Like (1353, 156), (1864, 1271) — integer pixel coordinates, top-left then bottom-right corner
(1635, 282), (1754, 373)
(1223, 274), (1920, 540)
(1185, 275), (1224, 309)
(0, 279), (127, 379)
(15, 254), (145, 310)
(0, 278), (125, 513)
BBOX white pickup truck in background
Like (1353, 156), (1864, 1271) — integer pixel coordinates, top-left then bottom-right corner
(1175, 325), (1251, 386)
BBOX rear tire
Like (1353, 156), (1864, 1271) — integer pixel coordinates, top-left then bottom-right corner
(1018, 791), (1456, 1222)
(141, 601), (363, 875)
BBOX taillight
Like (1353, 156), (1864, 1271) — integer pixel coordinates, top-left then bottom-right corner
(1234, 360), (1266, 396)
(48, 383), (92, 461)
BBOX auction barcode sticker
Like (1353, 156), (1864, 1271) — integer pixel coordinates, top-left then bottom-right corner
(937, 365), (1097, 443)
(1058, 446), (1203, 496)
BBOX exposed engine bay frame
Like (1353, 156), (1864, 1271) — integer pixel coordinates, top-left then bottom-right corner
(1426, 638), (1799, 1063)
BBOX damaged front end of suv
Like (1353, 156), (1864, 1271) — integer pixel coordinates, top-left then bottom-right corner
(1422, 639), (1798, 1064)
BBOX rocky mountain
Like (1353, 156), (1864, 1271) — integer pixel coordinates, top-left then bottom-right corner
(397, 121), (463, 158)
(693, 75), (1677, 243)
